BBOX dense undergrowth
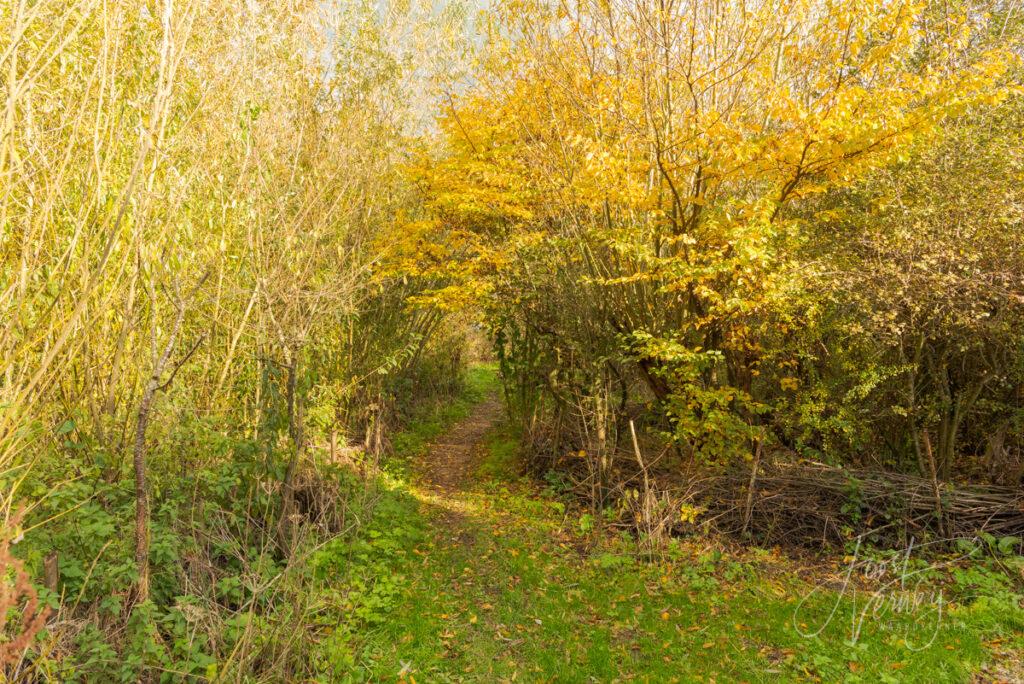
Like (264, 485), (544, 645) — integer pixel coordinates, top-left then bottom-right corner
(1, 0), (472, 676)
(6, 359), (479, 681)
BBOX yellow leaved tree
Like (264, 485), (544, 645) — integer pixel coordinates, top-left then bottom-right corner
(411, 0), (1016, 465)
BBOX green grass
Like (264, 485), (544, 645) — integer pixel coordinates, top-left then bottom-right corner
(389, 363), (500, 463)
(308, 365), (1023, 683)
(475, 422), (520, 482)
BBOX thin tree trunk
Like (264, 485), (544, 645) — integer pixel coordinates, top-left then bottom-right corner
(131, 273), (206, 604)
(132, 374), (160, 603)
(921, 430), (946, 538)
(277, 358), (303, 552)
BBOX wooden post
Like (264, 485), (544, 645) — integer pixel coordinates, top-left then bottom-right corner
(742, 439), (763, 535)
(921, 430), (946, 538)
(44, 552), (59, 594)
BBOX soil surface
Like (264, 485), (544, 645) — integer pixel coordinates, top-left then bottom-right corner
(416, 394), (503, 493)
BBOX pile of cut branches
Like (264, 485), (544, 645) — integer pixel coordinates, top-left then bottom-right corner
(708, 461), (1024, 549)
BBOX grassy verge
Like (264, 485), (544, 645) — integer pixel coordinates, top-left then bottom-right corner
(308, 365), (1023, 683)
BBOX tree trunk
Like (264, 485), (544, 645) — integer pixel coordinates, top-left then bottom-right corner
(130, 273), (205, 605)
(132, 372), (159, 603)
(277, 359), (304, 552)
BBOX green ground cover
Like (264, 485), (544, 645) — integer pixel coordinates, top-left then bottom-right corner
(307, 366), (1023, 683)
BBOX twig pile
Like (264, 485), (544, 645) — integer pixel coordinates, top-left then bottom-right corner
(709, 461), (1024, 548)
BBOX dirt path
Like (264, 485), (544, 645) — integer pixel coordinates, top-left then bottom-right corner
(416, 394), (503, 493)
